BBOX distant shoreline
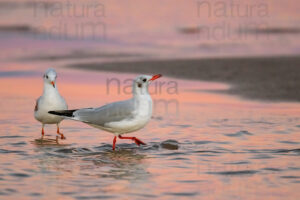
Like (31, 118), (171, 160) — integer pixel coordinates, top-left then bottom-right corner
(67, 55), (300, 102)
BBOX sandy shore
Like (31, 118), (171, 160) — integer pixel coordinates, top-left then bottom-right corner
(68, 56), (300, 102)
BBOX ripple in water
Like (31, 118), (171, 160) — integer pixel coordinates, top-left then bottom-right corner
(225, 130), (253, 137)
(208, 170), (258, 176)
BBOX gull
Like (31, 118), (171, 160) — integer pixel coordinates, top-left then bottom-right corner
(49, 74), (162, 150)
(34, 68), (68, 140)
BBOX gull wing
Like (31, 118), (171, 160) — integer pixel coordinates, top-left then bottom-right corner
(73, 99), (135, 126)
(34, 97), (41, 112)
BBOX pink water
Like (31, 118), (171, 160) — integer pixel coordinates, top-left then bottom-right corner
(0, 61), (299, 199)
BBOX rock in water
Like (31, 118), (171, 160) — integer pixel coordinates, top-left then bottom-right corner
(161, 140), (179, 150)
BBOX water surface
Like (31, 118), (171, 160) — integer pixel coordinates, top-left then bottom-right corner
(0, 63), (299, 199)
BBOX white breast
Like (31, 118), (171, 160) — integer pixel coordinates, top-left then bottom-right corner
(103, 95), (153, 135)
(34, 92), (67, 124)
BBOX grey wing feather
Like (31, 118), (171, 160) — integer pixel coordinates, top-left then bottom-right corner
(73, 99), (134, 126)
(35, 97), (41, 112)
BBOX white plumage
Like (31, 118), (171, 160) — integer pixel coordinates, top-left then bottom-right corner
(34, 68), (68, 140)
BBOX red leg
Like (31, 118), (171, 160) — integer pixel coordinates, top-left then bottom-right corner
(57, 126), (66, 139)
(118, 135), (146, 146)
(41, 127), (45, 136)
(112, 136), (117, 150)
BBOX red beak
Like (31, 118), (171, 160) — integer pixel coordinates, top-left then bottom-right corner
(51, 81), (55, 88)
(150, 74), (162, 81)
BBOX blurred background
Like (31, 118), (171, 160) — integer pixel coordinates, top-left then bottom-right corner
(0, 0), (300, 199)
(1, 0), (300, 60)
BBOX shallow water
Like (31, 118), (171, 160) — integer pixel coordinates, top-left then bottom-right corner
(0, 63), (300, 199)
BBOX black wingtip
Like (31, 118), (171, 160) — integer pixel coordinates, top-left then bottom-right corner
(48, 109), (77, 117)
(48, 111), (61, 115)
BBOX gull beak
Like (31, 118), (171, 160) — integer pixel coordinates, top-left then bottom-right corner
(51, 81), (55, 88)
(150, 74), (162, 81)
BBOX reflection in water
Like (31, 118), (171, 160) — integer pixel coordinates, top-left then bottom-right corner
(33, 144), (150, 198)
(32, 138), (59, 145)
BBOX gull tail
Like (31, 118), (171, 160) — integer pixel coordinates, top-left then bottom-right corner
(48, 109), (78, 118)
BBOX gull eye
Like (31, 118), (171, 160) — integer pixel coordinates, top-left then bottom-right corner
(143, 78), (147, 82)
(46, 75), (49, 79)
(137, 83), (142, 88)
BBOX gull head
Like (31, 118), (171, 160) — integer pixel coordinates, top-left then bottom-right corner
(133, 74), (162, 95)
(43, 68), (57, 88)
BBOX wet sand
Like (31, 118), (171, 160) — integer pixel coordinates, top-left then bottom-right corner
(68, 56), (300, 102)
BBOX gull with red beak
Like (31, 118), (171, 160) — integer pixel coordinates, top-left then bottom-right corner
(34, 68), (68, 140)
(49, 74), (162, 150)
